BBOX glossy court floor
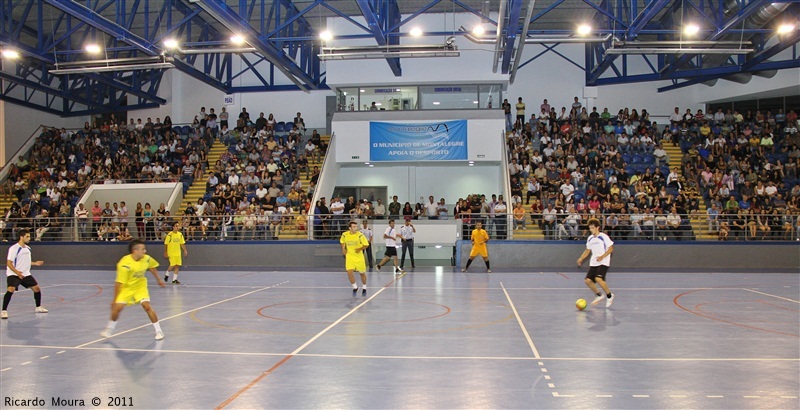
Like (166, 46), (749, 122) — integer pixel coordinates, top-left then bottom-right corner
(0, 267), (798, 409)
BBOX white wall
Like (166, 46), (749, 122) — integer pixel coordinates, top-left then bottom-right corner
(336, 163), (502, 205)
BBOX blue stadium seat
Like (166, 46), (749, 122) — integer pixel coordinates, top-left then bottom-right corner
(643, 154), (655, 164)
(275, 122), (285, 133)
(622, 154), (632, 163)
(631, 155), (643, 164)
(181, 125), (192, 136)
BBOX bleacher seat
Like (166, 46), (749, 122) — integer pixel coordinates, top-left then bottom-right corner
(181, 125), (192, 136)
(643, 154), (655, 164)
(275, 122), (285, 133)
(631, 155), (643, 164)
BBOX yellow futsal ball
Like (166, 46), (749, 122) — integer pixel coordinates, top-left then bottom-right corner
(576, 298), (587, 311)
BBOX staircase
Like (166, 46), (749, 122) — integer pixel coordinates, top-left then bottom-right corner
(179, 134), (329, 240)
(661, 143), (712, 239)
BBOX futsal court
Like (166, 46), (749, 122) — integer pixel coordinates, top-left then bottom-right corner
(0, 267), (797, 409)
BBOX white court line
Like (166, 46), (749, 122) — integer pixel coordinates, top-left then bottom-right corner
(500, 281), (541, 359)
(742, 288), (800, 303)
(74, 281), (288, 348)
(284, 283), (393, 356)
(2, 345), (797, 362)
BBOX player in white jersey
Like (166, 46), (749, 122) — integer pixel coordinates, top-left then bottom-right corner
(375, 219), (404, 274)
(3, 229), (47, 319)
(577, 218), (615, 307)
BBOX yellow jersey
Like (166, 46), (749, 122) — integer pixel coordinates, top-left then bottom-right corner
(116, 254), (160, 289)
(471, 228), (489, 247)
(164, 231), (185, 256)
(340, 231), (369, 255)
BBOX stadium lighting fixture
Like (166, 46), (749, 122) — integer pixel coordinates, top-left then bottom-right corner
(577, 24), (592, 36)
(2, 49), (20, 59)
(320, 31), (333, 41)
(410, 27), (423, 37)
(683, 24), (700, 36)
(85, 44), (102, 54)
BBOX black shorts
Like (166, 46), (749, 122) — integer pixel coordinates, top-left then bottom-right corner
(7, 275), (38, 289)
(384, 247), (397, 257)
(586, 265), (609, 281)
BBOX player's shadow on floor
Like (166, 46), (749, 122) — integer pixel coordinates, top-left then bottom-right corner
(104, 339), (164, 382)
(4, 317), (44, 344)
(587, 309), (620, 332)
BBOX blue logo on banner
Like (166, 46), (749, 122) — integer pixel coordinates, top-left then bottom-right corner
(370, 120), (468, 161)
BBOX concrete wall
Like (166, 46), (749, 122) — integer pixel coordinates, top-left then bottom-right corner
(29, 241), (800, 271)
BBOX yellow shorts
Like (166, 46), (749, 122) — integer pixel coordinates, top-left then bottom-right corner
(469, 245), (488, 259)
(345, 255), (367, 273)
(115, 285), (150, 305)
(168, 254), (182, 266)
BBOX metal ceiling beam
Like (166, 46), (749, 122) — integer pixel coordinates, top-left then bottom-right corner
(42, 0), (159, 56)
(657, 58), (800, 91)
(356, 0), (402, 76)
(192, 0), (318, 91)
(500, 0), (524, 74)
(742, 29), (800, 70)
(659, 0), (771, 76)
(586, 0), (671, 84)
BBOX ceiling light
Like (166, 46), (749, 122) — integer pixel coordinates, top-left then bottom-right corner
(410, 27), (423, 37)
(684, 24), (700, 36)
(230, 35), (245, 45)
(2, 49), (20, 59)
(375, 103), (381, 106)
(320, 31), (333, 41)
(85, 44), (101, 54)
(472, 25), (485, 36)
(163, 39), (179, 49)
(360, 89), (365, 92)
(433, 102), (441, 105)
(577, 24), (592, 36)
(473, 101), (479, 104)
(777, 23), (796, 35)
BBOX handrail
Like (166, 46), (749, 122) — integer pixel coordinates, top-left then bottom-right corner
(0, 124), (48, 180)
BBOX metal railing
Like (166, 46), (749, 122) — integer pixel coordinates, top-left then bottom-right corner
(2, 211), (797, 242)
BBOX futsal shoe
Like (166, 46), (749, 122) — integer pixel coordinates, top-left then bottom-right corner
(100, 329), (113, 338)
(35, 306), (48, 313)
(591, 295), (604, 306)
(352, 288), (357, 296)
(155, 331), (164, 341)
(606, 294), (614, 307)
(375, 265), (381, 272)
(487, 269), (492, 273)
(1, 310), (7, 319)
(362, 288), (367, 296)
(172, 280), (181, 285)
(164, 275), (169, 282)
(461, 268), (466, 272)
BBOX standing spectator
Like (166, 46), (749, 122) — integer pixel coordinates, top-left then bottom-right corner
(502, 98), (512, 131)
(515, 97), (526, 125)
(388, 195), (401, 217)
(91, 200), (102, 239)
(75, 203), (89, 240)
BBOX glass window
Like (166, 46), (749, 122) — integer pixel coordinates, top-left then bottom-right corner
(479, 85), (501, 109)
(359, 86), (418, 111)
(338, 88), (359, 111)
(419, 85), (479, 109)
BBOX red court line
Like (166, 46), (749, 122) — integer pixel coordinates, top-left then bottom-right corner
(52, 284), (103, 305)
(674, 289), (799, 338)
(216, 274), (405, 408)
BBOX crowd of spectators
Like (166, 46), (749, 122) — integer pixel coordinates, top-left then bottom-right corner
(0, 106), (322, 241)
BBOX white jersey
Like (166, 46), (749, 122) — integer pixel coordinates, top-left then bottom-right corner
(586, 232), (614, 267)
(6, 243), (32, 277)
(383, 227), (398, 247)
(360, 227), (373, 242)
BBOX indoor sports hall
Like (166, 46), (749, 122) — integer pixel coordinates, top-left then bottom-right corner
(1, 0), (799, 409)
(0, 264), (797, 409)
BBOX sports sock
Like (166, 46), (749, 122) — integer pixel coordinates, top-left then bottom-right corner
(361, 285), (367, 290)
(484, 260), (490, 269)
(152, 321), (162, 333)
(173, 273), (179, 281)
(464, 259), (473, 269)
(2, 292), (12, 310)
(352, 283), (358, 289)
(106, 320), (118, 331)
(33, 291), (41, 307)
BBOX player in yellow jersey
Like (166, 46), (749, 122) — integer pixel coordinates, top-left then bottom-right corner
(163, 222), (188, 284)
(462, 220), (491, 273)
(340, 221), (370, 296)
(101, 239), (166, 340)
